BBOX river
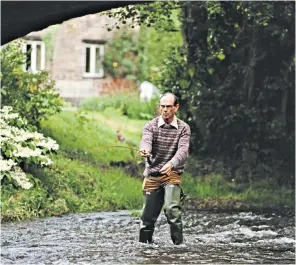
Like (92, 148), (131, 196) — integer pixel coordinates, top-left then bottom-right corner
(1, 210), (295, 264)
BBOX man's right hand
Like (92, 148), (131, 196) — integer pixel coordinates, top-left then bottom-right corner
(137, 149), (151, 157)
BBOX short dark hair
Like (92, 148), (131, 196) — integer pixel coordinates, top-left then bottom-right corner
(159, 92), (179, 106)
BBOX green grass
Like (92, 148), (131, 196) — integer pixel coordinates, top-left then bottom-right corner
(85, 107), (148, 143)
(40, 109), (147, 165)
(1, 107), (294, 222)
(1, 153), (143, 222)
(80, 92), (159, 120)
(182, 173), (295, 210)
(1, 109), (147, 222)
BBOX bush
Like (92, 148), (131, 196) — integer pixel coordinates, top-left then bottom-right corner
(0, 106), (59, 189)
(1, 153), (143, 221)
(0, 40), (64, 128)
(104, 31), (139, 79)
(80, 92), (159, 120)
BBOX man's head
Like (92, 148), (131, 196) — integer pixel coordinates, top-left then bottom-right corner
(159, 92), (179, 123)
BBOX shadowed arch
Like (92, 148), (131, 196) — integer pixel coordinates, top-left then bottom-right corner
(1, 1), (146, 45)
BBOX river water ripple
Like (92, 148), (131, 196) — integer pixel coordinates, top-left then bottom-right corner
(1, 210), (295, 264)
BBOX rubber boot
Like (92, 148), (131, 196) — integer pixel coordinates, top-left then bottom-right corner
(139, 188), (164, 243)
(164, 184), (183, 245)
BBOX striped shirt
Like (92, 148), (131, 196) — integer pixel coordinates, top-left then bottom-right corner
(140, 115), (191, 177)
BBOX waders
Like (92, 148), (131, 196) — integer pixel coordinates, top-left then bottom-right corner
(139, 184), (186, 245)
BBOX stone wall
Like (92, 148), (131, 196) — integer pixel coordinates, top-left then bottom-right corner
(53, 14), (139, 104)
(23, 13), (139, 104)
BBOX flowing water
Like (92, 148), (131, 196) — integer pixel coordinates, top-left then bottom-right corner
(1, 210), (295, 264)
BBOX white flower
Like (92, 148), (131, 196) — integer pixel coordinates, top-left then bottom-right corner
(13, 146), (42, 158)
(0, 129), (13, 138)
(36, 138), (59, 150)
(0, 106), (13, 113)
(40, 155), (53, 166)
(13, 131), (43, 142)
(5, 113), (19, 120)
(0, 106), (59, 190)
(0, 106), (18, 120)
(10, 167), (33, 189)
(0, 159), (17, 172)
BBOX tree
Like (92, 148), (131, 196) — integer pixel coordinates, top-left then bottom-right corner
(104, 1), (295, 185)
(174, 1), (295, 184)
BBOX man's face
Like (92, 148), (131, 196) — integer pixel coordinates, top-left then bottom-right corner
(159, 94), (179, 121)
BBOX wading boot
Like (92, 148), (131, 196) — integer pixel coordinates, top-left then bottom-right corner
(139, 188), (164, 244)
(139, 229), (153, 244)
(164, 184), (183, 245)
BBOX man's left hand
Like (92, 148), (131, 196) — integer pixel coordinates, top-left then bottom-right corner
(159, 162), (173, 175)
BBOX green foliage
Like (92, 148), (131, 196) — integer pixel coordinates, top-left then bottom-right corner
(0, 106), (59, 190)
(40, 109), (147, 165)
(152, 45), (190, 95)
(182, 174), (234, 198)
(103, 2), (183, 82)
(155, 1), (295, 184)
(129, 210), (142, 217)
(103, 2), (181, 32)
(182, 173), (294, 210)
(41, 111), (130, 165)
(1, 153), (143, 222)
(80, 92), (159, 120)
(2, 2), (295, 221)
(136, 8), (184, 81)
(1, 185), (49, 221)
(104, 31), (139, 79)
(0, 40), (64, 128)
(1, 108), (294, 222)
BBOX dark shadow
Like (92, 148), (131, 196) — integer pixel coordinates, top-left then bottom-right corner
(1, 1), (146, 45)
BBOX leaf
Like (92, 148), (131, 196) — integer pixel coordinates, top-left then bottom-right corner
(5, 150), (11, 157)
(217, 53), (225, 60)
(17, 119), (23, 127)
(178, 79), (189, 88)
(188, 66), (195, 78)
(207, 68), (214, 74)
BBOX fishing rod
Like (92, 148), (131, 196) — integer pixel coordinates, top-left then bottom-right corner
(107, 145), (141, 152)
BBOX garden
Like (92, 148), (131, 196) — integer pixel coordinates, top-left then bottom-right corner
(1, 1), (294, 222)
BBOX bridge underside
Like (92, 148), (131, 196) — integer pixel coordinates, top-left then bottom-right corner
(1, 1), (140, 45)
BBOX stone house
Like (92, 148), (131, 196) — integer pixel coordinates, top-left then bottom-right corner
(22, 13), (139, 105)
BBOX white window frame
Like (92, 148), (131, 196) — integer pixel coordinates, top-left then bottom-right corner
(83, 43), (104, 78)
(22, 40), (46, 73)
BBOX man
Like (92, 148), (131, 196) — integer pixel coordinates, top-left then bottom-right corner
(138, 92), (191, 245)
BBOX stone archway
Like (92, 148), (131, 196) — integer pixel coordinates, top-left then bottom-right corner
(1, 1), (144, 45)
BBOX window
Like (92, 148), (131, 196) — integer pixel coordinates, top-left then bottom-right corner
(83, 44), (104, 78)
(22, 40), (45, 73)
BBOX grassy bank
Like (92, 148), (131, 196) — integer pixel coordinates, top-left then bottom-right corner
(1, 109), (145, 222)
(40, 109), (146, 165)
(182, 173), (294, 214)
(1, 108), (294, 222)
(1, 153), (142, 222)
